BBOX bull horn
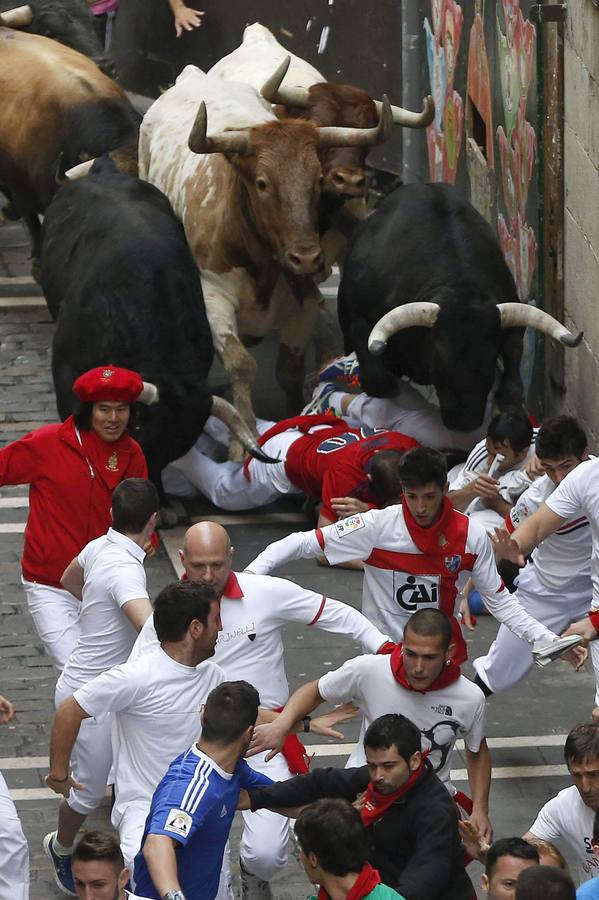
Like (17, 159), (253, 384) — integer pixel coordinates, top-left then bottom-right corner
(210, 396), (279, 464)
(188, 101), (250, 156)
(374, 94), (435, 129)
(318, 94), (393, 149)
(65, 159), (96, 180)
(139, 381), (159, 405)
(259, 56), (296, 102)
(368, 302), (440, 355)
(497, 302), (583, 347)
(0, 4), (33, 27)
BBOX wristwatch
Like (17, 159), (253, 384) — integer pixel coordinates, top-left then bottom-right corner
(162, 892), (186, 900)
(303, 715), (311, 733)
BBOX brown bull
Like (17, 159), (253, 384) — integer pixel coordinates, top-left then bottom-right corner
(0, 28), (139, 269)
(139, 69), (392, 450)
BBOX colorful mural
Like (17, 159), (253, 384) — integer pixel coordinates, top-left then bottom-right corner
(424, 0), (464, 184)
(496, 0), (537, 301)
(465, 0), (494, 221)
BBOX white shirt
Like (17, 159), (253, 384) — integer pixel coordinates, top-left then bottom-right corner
(248, 506), (555, 646)
(58, 529), (148, 694)
(529, 785), (599, 883)
(546, 459), (599, 607)
(318, 653), (486, 792)
(508, 472), (592, 593)
(449, 432), (538, 513)
(74, 646), (225, 823)
(132, 571), (388, 709)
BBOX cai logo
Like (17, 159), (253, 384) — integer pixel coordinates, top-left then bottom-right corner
(394, 574), (440, 612)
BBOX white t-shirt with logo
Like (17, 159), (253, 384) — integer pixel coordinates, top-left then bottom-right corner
(449, 431), (538, 509)
(529, 785), (598, 883)
(248, 506), (555, 646)
(131, 571), (387, 709)
(317, 652), (486, 792)
(58, 528), (149, 695)
(546, 459), (599, 607)
(74, 646), (225, 824)
(508, 472), (592, 594)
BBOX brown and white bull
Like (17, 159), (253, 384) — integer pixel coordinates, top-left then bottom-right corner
(209, 23), (433, 198)
(0, 28), (139, 270)
(138, 66), (391, 453)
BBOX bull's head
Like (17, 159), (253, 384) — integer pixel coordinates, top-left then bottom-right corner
(187, 96), (392, 277)
(260, 57), (434, 198)
(0, 0), (116, 76)
(368, 298), (583, 431)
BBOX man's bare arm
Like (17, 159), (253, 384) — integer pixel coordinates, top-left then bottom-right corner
(142, 834), (182, 894)
(494, 504), (566, 565)
(60, 558), (84, 601)
(248, 681), (325, 760)
(45, 697), (89, 796)
(122, 597), (153, 632)
(465, 741), (492, 843)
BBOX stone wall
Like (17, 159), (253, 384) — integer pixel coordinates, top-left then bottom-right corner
(563, 0), (599, 447)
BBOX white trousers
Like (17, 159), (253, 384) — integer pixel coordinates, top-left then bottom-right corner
(22, 578), (81, 670)
(54, 681), (112, 815)
(473, 564), (593, 693)
(0, 772), (29, 900)
(346, 384), (487, 451)
(239, 751), (292, 881)
(162, 418), (302, 509)
(125, 801), (234, 900)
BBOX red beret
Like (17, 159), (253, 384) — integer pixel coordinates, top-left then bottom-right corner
(72, 366), (144, 404)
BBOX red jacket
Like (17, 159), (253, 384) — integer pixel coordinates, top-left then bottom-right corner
(0, 416), (147, 587)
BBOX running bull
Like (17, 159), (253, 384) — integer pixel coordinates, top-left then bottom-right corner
(338, 182), (582, 432)
(0, 0), (114, 74)
(138, 66), (392, 451)
(40, 158), (275, 510)
(209, 22), (434, 199)
(0, 29), (139, 270)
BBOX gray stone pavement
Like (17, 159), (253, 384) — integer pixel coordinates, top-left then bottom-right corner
(0, 217), (596, 898)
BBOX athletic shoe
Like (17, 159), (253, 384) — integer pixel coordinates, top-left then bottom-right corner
(301, 382), (337, 416)
(43, 832), (76, 897)
(317, 352), (361, 389)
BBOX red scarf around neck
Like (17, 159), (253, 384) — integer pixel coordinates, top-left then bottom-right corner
(360, 757), (429, 827)
(389, 643), (461, 694)
(402, 494), (465, 556)
(317, 863), (381, 899)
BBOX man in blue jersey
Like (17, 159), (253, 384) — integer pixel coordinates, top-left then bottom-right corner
(132, 681), (272, 900)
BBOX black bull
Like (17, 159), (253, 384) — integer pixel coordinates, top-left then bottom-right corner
(0, 0), (114, 75)
(338, 183), (581, 433)
(40, 158), (273, 506)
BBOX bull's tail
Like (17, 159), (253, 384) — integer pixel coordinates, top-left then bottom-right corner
(210, 396), (279, 464)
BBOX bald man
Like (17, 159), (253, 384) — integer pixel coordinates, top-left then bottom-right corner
(132, 521), (391, 900)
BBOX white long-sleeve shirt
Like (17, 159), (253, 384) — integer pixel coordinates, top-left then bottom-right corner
(248, 505), (556, 647)
(131, 570), (388, 708)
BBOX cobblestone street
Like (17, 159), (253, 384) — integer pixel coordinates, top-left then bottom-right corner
(0, 216), (597, 899)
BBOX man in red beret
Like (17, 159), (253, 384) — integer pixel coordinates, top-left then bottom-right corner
(0, 365), (154, 669)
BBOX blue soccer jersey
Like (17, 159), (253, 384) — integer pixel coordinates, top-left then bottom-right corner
(132, 744), (272, 899)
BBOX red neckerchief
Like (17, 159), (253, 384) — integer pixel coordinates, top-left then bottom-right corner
(317, 863), (381, 899)
(389, 643), (461, 694)
(179, 571), (244, 599)
(402, 495), (465, 556)
(360, 760), (429, 827)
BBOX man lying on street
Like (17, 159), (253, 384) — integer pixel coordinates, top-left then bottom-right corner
(238, 713), (474, 900)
